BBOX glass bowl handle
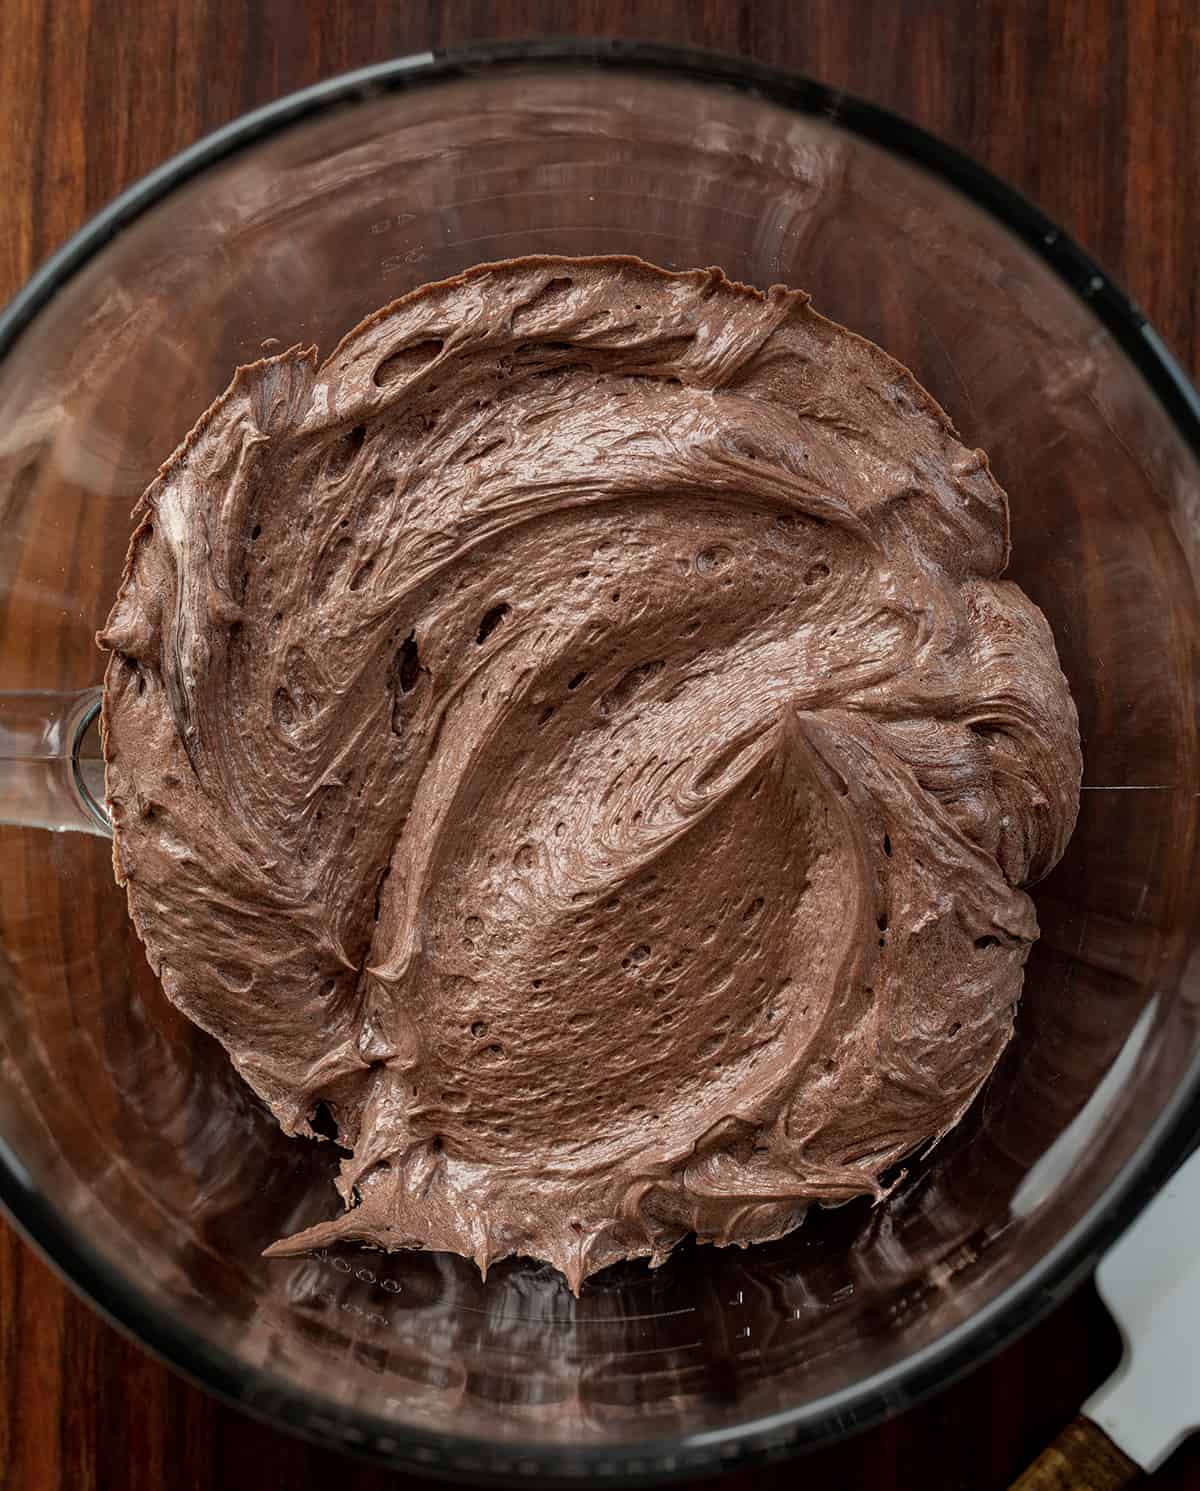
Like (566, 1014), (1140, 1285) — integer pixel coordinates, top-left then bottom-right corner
(0, 688), (111, 836)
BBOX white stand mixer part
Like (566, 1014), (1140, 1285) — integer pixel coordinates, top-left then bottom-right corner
(1084, 1143), (1200, 1472)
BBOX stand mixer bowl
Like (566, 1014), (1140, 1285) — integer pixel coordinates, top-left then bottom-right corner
(1, 45), (1199, 1482)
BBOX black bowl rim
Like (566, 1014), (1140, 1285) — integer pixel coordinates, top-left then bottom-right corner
(1, 39), (1199, 1486)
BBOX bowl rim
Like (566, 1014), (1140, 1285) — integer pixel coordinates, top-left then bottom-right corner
(2, 39), (1199, 1485)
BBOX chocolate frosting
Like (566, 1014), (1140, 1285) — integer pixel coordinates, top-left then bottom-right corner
(98, 255), (1081, 1289)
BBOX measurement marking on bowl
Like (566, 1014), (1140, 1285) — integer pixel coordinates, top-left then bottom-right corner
(309, 1290), (392, 1329)
(1080, 784), (1176, 790)
(309, 1248), (404, 1299)
(453, 1305), (696, 1323)
(368, 214), (415, 235)
(381, 249), (426, 273)
(616, 1340), (702, 1358)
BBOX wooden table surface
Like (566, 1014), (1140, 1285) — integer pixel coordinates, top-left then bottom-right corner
(2, 2), (1199, 1488)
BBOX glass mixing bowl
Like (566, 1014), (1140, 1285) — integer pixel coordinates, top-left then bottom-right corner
(1, 43), (1199, 1483)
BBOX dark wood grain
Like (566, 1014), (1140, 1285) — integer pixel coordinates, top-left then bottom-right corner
(1010, 1415), (1142, 1491)
(2, 3), (1199, 1489)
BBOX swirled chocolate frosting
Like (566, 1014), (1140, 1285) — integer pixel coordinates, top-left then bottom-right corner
(98, 256), (1081, 1289)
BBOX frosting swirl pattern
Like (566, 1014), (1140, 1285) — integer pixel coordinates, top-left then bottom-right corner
(99, 256), (1081, 1288)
